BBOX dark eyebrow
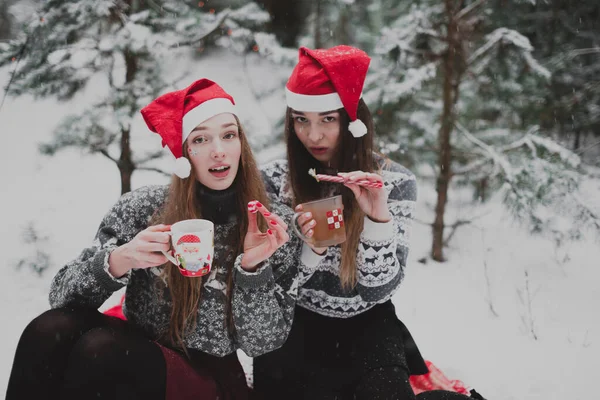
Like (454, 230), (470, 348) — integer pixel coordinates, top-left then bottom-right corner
(290, 110), (338, 116)
(191, 122), (239, 133)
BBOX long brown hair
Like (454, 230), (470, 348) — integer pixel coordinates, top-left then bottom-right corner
(286, 99), (375, 290)
(151, 116), (269, 352)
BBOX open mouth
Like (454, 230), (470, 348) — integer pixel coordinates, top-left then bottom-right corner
(310, 147), (328, 155)
(208, 165), (231, 178)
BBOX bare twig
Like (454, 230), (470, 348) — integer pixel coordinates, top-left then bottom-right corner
(134, 150), (164, 165)
(517, 268), (538, 340)
(442, 219), (472, 246)
(136, 166), (170, 177)
(480, 229), (499, 317)
(98, 149), (117, 163)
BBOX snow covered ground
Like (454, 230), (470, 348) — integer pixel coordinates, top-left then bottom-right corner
(1, 49), (599, 399)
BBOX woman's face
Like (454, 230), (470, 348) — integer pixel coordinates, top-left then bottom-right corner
(186, 113), (241, 191)
(291, 110), (341, 165)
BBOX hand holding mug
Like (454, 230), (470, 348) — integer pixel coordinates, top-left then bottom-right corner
(291, 195), (346, 249)
(293, 204), (327, 255)
(241, 201), (290, 271)
(339, 171), (391, 223)
(108, 224), (171, 278)
(161, 220), (215, 277)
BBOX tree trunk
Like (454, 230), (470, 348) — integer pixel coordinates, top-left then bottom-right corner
(314, 0), (322, 48)
(119, 127), (134, 194)
(432, 1), (458, 262)
(119, 49), (138, 194)
(573, 129), (581, 151)
(255, 0), (309, 47)
(0, 0), (12, 40)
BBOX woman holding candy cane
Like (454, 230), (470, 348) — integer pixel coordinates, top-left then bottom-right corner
(254, 46), (476, 400)
(6, 79), (314, 400)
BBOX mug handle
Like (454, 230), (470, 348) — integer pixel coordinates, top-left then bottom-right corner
(291, 212), (314, 244)
(161, 249), (179, 266)
(161, 232), (180, 265)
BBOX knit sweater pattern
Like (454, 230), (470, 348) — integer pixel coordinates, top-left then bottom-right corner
(49, 185), (305, 357)
(260, 158), (417, 318)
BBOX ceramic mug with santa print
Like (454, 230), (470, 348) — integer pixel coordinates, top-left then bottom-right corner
(291, 195), (346, 247)
(161, 219), (214, 277)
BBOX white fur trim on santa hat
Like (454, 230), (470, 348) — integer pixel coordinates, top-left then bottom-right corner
(285, 87), (344, 112)
(173, 157), (192, 179)
(182, 98), (237, 141)
(348, 119), (367, 138)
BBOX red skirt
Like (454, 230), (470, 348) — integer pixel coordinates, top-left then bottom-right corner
(157, 344), (250, 400)
(104, 298), (249, 399)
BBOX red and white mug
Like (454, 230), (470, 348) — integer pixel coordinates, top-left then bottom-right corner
(162, 219), (214, 277)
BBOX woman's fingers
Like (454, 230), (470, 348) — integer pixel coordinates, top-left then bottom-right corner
(255, 202), (289, 230)
(340, 171), (383, 184)
(265, 228), (278, 252)
(141, 230), (171, 244)
(247, 201), (260, 233)
(144, 252), (169, 267)
(300, 217), (316, 236)
(141, 241), (171, 253)
(146, 224), (172, 232)
(268, 219), (290, 246)
(343, 182), (362, 199)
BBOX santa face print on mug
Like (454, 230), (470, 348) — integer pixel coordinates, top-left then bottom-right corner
(162, 219), (215, 277)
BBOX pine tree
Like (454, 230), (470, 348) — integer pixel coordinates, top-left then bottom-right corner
(0, 0), (269, 194)
(367, 0), (600, 261)
(493, 0), (600, 165)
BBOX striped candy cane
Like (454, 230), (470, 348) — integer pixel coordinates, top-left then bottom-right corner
(308, 169), (383, 189)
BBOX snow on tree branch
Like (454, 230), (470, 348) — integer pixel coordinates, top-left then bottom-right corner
(468, 28), (551, 79)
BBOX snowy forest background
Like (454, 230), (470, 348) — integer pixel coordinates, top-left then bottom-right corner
(1, 1), (599, 399)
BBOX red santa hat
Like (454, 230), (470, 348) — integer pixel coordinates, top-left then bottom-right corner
(140, 79), (237, 178)
(285, 45), (371, 138)
(177, 234), (201, 245)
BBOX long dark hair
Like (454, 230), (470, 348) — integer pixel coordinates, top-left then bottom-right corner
(286, 99), (376, 289)
(150, 116), (269, 352)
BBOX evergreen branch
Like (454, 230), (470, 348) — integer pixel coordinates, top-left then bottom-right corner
(455, 0), (487, 20)
(569, 47), (600, 58)
(455, 121), (514, 181)
(452, 157), (488, 176)
(0, 34), (30, 113)
(170, 11), (230, 49)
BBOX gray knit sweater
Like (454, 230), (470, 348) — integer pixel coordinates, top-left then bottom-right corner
(260, 158), (417, 318)
(49, 185), (314, 357)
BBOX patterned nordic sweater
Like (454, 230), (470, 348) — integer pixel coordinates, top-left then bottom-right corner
(49, 185), (313, 357)
(260, 158), (417, 318)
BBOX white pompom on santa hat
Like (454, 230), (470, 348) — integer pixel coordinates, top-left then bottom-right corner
(285, 45), (371, 138)
(140, 79), (237, 178)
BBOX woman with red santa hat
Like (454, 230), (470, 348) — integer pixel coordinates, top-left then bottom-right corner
(255, 46), (481, 400)
(5, 79), (315, 400)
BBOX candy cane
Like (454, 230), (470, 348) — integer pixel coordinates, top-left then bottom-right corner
(308, 168), (383, 188)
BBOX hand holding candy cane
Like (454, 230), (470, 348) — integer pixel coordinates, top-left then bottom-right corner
(241, 200), (290, 271)
(309, 169), (391, 223)
(308, 169), (383, 189)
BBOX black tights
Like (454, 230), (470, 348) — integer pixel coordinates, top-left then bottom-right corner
(5, 307), (166, 400)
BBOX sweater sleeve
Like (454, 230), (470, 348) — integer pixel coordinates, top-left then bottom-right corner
(260, 159), (290, 205)
(231, 203), (323, 357)
(354, 166), (417, 302)
(48, 186), (166, 310)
